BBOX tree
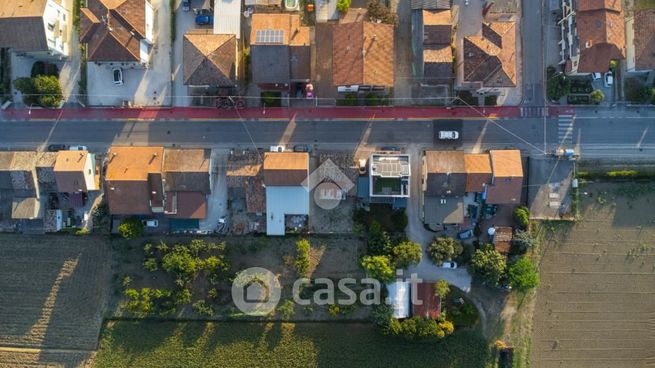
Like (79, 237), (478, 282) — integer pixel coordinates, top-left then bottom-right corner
(433, 279), (450, 299)
(511, 230), (536, 255)
(507, 257), (540, 291)
(470, 247), (506, 285)
(360, 255), (395, 282)
(118, 218), (143, 239)
(277, 299), (296, 320)
(590, 89), (605, 104)
(391, 240), (422, 268)
(367, 221), (392, 256)
(367, 0), (398, 25)
(427, 237), (463, 265)
(294, 239), (311, 277)
(13, 75), (63, 107)
(513, 206), (530, 229)
(336, 0), (351, 14)
(547, 73), (571, 101)
(161, 248), (198, 283)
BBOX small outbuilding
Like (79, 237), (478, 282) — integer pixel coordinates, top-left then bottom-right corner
(387, 281), (411, 319)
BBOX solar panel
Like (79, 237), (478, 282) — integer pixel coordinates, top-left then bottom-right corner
(256, 29), (284, 44)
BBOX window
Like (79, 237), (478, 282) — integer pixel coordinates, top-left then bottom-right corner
(47, 23), (55, 31)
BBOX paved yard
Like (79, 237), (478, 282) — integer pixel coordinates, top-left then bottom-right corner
(0, 235), (112, 366)
(87, 0), (172, 106)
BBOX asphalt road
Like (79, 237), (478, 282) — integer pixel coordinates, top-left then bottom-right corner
(0, 116), (654, 159)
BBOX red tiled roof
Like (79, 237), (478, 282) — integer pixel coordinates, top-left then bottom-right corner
(632, 9), (655, 70)
(81, 0), (147, 62)
(332, 21), (395, 87)
(463, 22), (517, 87)
(576, 0), (625, 73)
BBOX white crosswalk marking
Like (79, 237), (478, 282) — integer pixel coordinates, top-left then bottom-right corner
(520, 106), (548, 117)
(558, 115), (574, 145)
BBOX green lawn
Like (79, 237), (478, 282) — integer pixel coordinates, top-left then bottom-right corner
(94, 321), (491, 368)
(373, 177), (401, 195)
(636, 0), (655, 8)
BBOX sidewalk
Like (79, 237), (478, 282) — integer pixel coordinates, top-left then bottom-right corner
(0, 105), (570, 122)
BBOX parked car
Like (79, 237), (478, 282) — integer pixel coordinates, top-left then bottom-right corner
(293, 144), (311, 153)
(69, 145), (88, 151)
(195, 13), (213, 25)
(47, 144), (68, 152)
(591, 72), (601, 81)
(141, 219), (159, 228)
(182, 0), (190, 11)
(439, 131), (459, 140)
(270, 145), (285, 152)
(112, 68), (123, 85)
(603, 71), (613, 87)
(441, 261), (458, 269)
(457, 229), (473, 240)
(284, 0), (300, 11)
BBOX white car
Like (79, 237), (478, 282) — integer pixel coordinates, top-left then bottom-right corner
(69, 145), (88, 151)
(141, 219), (159, 228)
(591, 72), (602, 81)
(439, 131), (459, 140)
(112, 68), (123, 86)
(441, 261), (458, 269)
(603, 72), (613, 87)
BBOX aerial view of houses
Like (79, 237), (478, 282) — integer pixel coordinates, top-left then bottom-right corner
(0, 0), (654, 367)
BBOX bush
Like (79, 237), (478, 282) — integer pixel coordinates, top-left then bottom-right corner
(277, 299), (295, 320)
(327, 304), (341, 317)
(427, 237), (463, 265)
(14, 75), (63, 107)
(162, 248), (198, 284)
(118, 218), (143, 239)
(391, 240), (422, 268)
(433, 279), (450, 299)
(513, 206), (530, 229)
(337, 92), (357, 106)
(123, 288), (173, 317)
(174, 288), (192, 305)
(75, 228), (89, 236)
(143, 258), (158, 272)
(294, 239), (311, 277)
(637, 86), (655, 104)
(507, 257), (540, 291)
(361, 255), (395, 282)
(511, 230), (536, 255)
(336, 0), (351, 14)
(367, 221), (393, 256)
(208, 288), (219, 300)
(367, 0), (398, 25)
(470, 247), (506, 286)
(385, 316), (453, 341)
(192, 300), (215, 317)
(590, 89), (605, 104)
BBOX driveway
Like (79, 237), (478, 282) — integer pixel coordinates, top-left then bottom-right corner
(391, 0), (414, 105)
(199, 149), (229, 232)
(172, 0), (213, 107)
(87, 0), (172, 106)
(404, 143), (472, 292)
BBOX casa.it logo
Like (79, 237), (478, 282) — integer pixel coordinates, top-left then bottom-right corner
(231, 267), (281, 316)
(303, 159), (355, 210)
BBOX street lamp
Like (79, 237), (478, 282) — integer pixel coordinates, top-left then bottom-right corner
(28, 103), (36, 116)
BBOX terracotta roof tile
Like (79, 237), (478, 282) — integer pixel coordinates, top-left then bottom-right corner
(576, 1), (625, 73)
(486, 150), (523, 204)
(464, 153), (492, 193)
(463, 22), (516, 87)
(183, 32), (236, 86)
(263, 152), (308, 186)
(332, 21), (395, 86)
(81, 0), (147, 62)
(633, 9), (655, 70)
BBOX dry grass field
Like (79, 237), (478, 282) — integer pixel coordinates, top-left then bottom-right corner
(531, 182), (655, 368)
(0, 234), (112, 367)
